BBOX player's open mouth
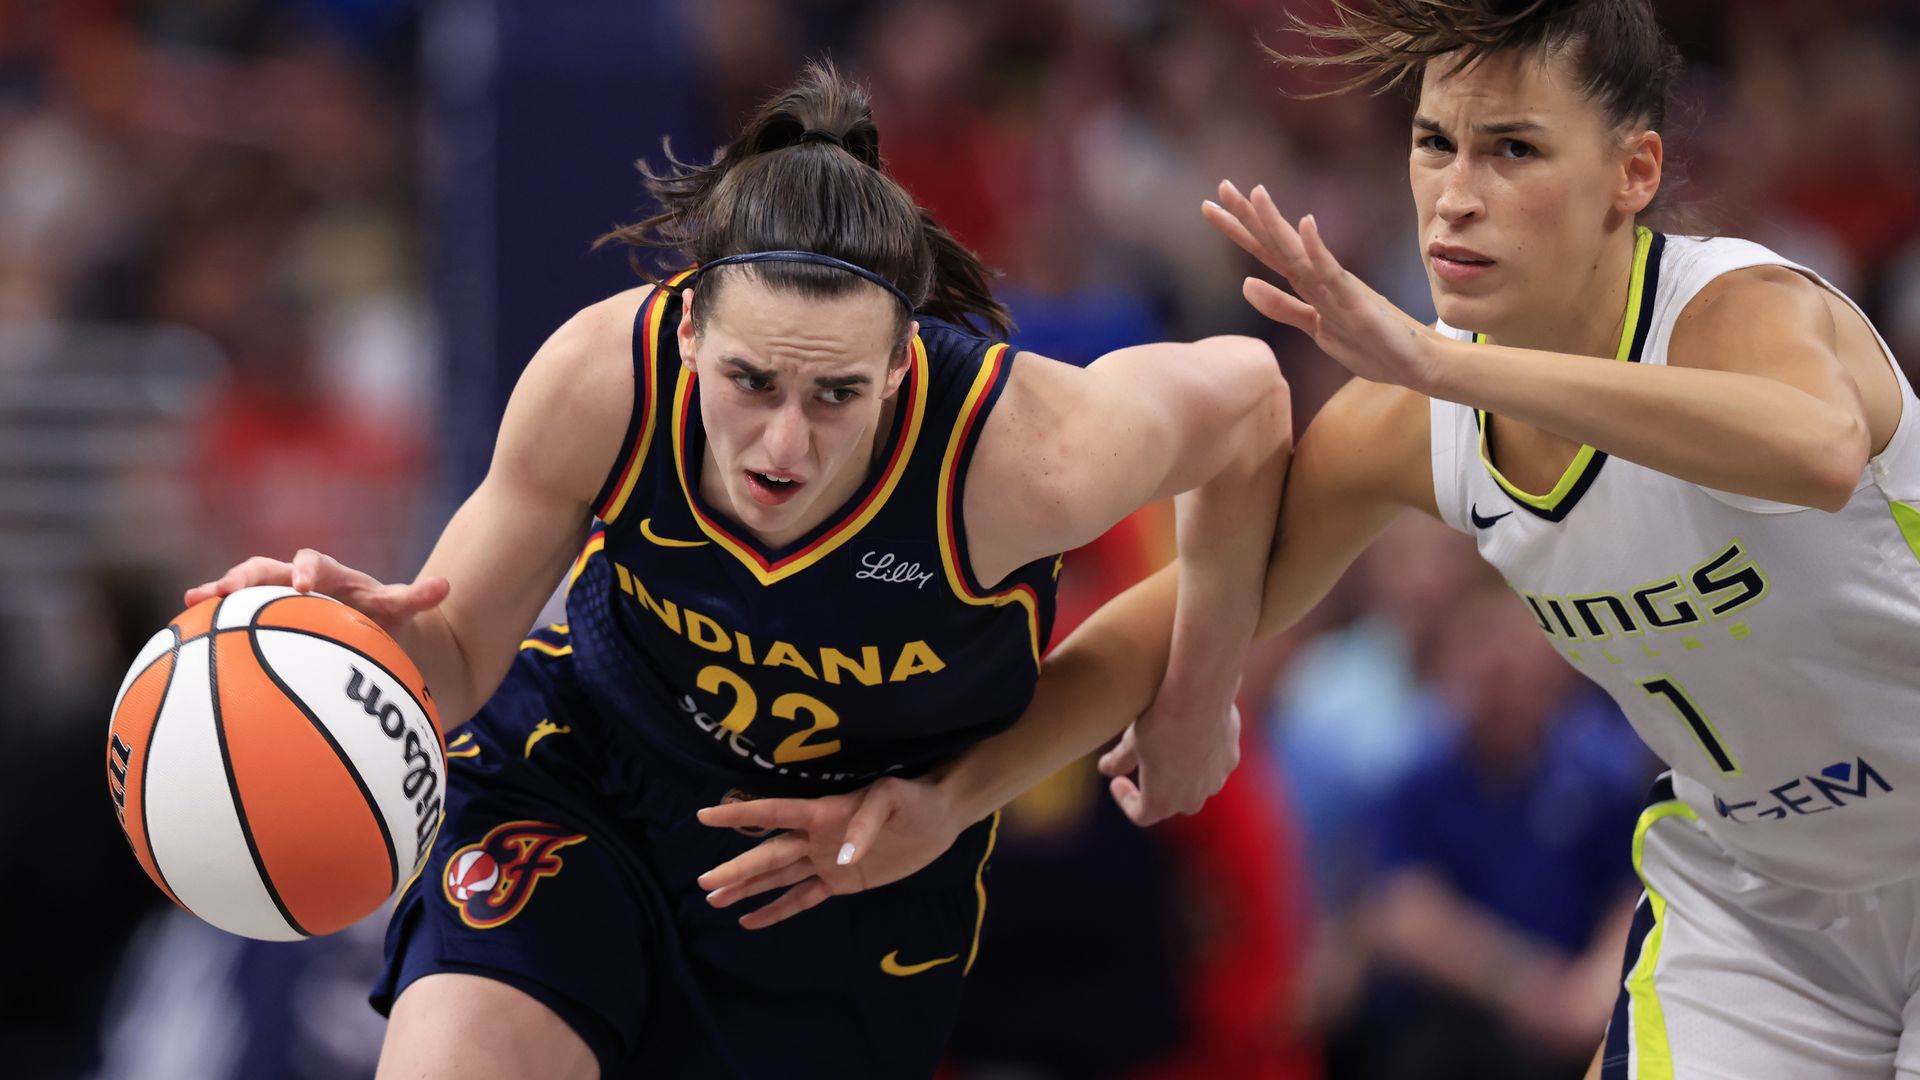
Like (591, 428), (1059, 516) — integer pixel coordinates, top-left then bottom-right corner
(744, 470), (803, 506)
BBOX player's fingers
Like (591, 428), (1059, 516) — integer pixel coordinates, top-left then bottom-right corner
(705, 858), (817, 909)
(1248, 185), (1311, 279)
(1109, 775), (1150, 825)
(697, 797), (823, 834)
(1219, 182), (1298, 278)
(1244, 278), (1316, 332)
(290, 548), (343, 594)
(216, 555), (294, 596)
(1203, 198), (1278, 269)
(837, 782), (899, 867)
(363, 576), (451, 622)
(1097, 727), (1137, 778)
(696, 832), (810, 893)
(1299, 214), (1347, 286)
(738, 877), (833, 931)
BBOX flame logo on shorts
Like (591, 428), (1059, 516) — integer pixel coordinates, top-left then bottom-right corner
(441, 820), (587, 930)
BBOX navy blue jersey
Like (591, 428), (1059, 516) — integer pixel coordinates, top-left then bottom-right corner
(562, 277), (1059, 792)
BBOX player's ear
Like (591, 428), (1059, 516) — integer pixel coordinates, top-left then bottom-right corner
(1616, 128), (1662, 217)
(677, 287), (699, 371)
(882, 320), (918, 398)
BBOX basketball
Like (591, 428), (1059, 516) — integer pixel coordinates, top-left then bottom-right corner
(104, 585), (446, 941)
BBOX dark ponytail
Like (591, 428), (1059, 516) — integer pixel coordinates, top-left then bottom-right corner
(595, 61), (1013, 339)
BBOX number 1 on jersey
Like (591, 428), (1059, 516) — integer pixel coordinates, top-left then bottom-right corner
(1638, 676), (1741, 776)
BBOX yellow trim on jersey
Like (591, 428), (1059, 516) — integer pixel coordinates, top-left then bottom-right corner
(935, 343), (1043, 665)
(520, 622), (573, 657)
(965, 810), (1002, 975)
(1626, 796), (1695, 1080)
(600, 272), (693, 526)
(1474, 225), (1653, 511)
(1891, 500), (1920, 564)
(567, 533), (605, 590)
(670, 336), (928, 586)
(445, 731), (480, 760)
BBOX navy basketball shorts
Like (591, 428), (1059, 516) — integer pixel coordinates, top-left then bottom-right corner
(371, 647), (999, 1079)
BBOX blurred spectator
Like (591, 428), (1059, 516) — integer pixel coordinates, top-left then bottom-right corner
(1323, 583), (1654, 1080)
(1268, 513), (1486, 907)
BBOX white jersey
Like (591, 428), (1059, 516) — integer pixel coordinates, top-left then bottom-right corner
(1430, 227), (1920, 892)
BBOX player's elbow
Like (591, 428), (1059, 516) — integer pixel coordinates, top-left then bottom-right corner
(1191, 335), (1291, 454)
(1803, 412), (1869, 513)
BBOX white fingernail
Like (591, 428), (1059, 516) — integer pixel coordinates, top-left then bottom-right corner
(837, 842), (856, 866)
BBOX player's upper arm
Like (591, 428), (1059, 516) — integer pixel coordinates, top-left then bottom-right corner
(1253, 378), (1434, 639)
(963, 336), (1288, 581)
(416, 287), (651, 698)
(1669, 265), (1875, 493)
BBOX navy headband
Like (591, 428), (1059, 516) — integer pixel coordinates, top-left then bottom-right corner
(686, 250), (913, 312)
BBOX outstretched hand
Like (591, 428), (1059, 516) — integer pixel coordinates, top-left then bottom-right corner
(695, 775), (967, 930)
(183, 548), (449, 636)
(1203, 180), (1442, 391)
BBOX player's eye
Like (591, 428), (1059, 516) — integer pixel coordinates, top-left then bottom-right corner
(1499, 139), (1537, 159)
(732, 373), (773, 393)
(817, 387), (857, 405)
(1416, 134), (1454, 154)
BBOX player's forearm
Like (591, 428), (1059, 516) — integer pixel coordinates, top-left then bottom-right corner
(933, 565), (1178, 822)
(390, 606), (494, 731)
(1159, 413), (1291, 719)
(1429, 336), (1867, 510)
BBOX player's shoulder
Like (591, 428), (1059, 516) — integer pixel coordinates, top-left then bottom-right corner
(554, 284), (657, 359)
(914, 313), (1004, 361)
(521, 285), (656, 389)
(912, 313), (1017, 403)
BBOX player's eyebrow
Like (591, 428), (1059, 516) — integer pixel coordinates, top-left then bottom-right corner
(722, 357), (870, 389)
(1413, 115), (1545, 136)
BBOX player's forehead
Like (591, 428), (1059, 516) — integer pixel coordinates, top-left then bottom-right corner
(1413, 47), (1594, 132)
(702, 277), (898, 371)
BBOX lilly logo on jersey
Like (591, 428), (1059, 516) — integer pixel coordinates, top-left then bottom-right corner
(1711, 757), (1893, 824)
(440, 820), (587, 930)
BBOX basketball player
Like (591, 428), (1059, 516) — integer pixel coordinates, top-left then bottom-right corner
(696, 5), (1920, 1078)
(183, 63), (1287, 1079)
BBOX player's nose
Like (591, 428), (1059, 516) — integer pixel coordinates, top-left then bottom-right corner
(1435, 160), (1484, 224)
(762, 399), (809, 467)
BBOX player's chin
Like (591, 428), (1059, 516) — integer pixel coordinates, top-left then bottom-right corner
(1430, 286), (1507, 335)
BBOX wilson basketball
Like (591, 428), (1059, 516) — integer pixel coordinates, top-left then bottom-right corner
(105, 585), (446, 941)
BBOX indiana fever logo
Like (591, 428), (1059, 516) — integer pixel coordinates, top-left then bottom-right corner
(441, 820), (587, 930)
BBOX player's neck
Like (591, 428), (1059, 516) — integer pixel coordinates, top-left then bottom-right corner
(1484, 226), (1639, 360)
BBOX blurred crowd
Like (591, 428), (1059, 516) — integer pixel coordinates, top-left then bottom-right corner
(5, 0), (1919, 1077)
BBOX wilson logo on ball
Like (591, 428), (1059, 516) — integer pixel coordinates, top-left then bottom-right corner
(345, 667), (442, 864)
(441, 820), (587, 930)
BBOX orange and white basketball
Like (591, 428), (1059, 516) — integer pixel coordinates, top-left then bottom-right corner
(105, 585), (446, 941)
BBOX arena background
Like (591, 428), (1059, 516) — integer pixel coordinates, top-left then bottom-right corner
(4, 1), (1917, 1077)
